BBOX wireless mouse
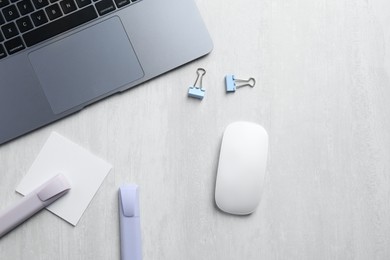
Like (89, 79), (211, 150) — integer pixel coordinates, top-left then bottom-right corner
(215, 121), (268, 215)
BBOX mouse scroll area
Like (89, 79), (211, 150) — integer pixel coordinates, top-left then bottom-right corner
(215, 121), (268, 215)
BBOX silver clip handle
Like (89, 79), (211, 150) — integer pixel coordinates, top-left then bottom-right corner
(193, 68), (206, 89)
(235, 77), (256, 89)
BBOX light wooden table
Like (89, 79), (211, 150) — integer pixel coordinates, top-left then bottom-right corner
(1, 0), (390, 259)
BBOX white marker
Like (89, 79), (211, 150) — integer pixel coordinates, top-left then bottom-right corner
(0, 174), (71, 238)
(119, 184), (142, 260)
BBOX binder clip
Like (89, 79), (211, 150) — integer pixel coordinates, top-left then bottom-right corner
(188, 68), (206, 100)
(225, 75), (256, 92)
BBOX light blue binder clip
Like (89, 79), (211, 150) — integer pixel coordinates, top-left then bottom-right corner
(188, 68), (206, 100)
(225, 74), (256, 92)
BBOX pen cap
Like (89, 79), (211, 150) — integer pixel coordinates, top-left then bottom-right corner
(119, 184), (140, 217)
(37, 174), (71, 202)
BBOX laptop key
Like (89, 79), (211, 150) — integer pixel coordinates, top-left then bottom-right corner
(45, 3), (62, 20)
(2, 5), (20, 22)
(32, 0), (49, 9)
(17, 0), (34, 16)
(4, 36), (25, 54)
(1, 22), (18, 39)
(16, 16), (33, 32)
(60, 0), (76, 14)
(0, 31), (3, 41)
(114, 0), (129, 8)
(0, 0), (10, 8)
(0, 44), (6, 59)
(75, 0), (90, 8)
(31, 9), (48, 26)
(95, 0), (115, 16)
(23, 6), (97, 47)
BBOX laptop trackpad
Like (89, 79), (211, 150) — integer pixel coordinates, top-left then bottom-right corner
(29, 17), (144, 114)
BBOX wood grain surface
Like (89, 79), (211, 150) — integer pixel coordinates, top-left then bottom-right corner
(1, 0), (390, 259)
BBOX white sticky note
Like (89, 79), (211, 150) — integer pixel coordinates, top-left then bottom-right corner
(16, 132), (112, 226)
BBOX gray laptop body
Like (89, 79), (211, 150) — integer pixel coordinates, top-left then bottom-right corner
(0, 0), (212, 144)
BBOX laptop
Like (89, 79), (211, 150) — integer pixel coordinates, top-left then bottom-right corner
(0, 0), (213, 144)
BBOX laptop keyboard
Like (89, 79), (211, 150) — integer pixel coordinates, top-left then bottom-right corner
(0, 0), (138, 59)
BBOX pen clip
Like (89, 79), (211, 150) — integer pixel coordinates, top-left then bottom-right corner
(119, 185), (139, 217)
(37, 174), (71, 204)
(118, 184), (142, 260)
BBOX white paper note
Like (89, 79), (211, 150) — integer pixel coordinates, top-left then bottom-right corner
(16, 132), (112, 226)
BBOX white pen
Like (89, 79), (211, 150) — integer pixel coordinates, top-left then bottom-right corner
(0, 174), (71, 238)
(119, 184), (142, 260)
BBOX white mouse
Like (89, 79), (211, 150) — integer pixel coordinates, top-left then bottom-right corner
(215, 121), (268, 215)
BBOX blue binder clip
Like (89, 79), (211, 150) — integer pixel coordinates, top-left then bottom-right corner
(225, 75), (256, 92)
(188, 68), (206, 100)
